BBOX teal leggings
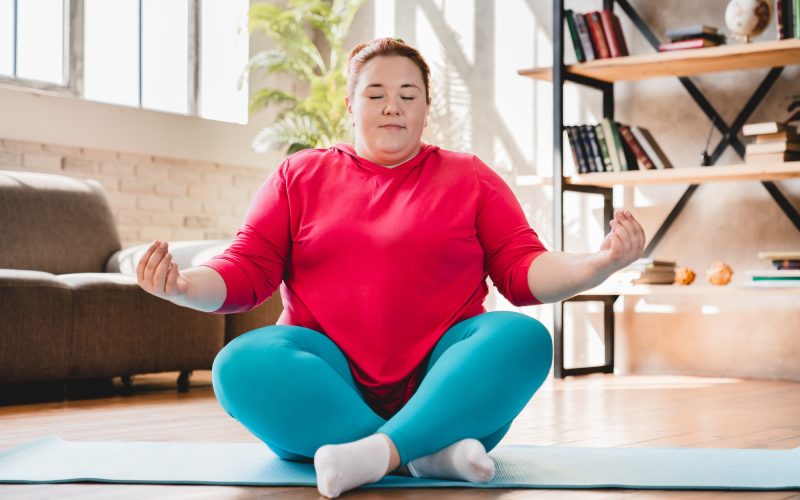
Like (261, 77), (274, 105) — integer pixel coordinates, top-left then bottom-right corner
(211, 310), (552, 466)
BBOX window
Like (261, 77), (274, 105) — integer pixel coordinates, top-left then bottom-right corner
(0, 0), (65, 84)
(0, 0), (248, 124)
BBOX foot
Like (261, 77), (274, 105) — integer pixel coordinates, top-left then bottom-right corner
(407, 438), (495, 483)
(314, 434), (390, 498)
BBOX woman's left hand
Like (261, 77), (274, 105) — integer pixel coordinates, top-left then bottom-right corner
(588, 209), (646, 277)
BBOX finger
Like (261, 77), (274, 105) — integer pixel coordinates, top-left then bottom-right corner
(610, 220), (632, 253)
(622, 211), (645, 252)
(153, 252), (172, 292)
(137, 240), (161, 284)
(144, 242), (168, 286)
(164, 262), (178, 295)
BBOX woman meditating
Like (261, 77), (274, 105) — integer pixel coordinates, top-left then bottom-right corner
(137, 38), (645, 498)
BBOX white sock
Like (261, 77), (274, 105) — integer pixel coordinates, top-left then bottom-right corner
(314, 434), (390, 498)
(407, 438), (495, 483)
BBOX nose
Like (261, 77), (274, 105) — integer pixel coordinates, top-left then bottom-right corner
(383, 97), (401, 115)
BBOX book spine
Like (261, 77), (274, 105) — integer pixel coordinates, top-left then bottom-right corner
(566, 126), (589, 174)
(618, 125), (639, 170)
(584, 125), (605, 172)
(619, 125), (655, 169)
(586, 12), (610, 59)
(574, 12), (596, 61)
(633, 126), (673, 169)
(593, 124), (613, 171)
(796, 0), (799, 39)
(658, 38), (712, 51)
(665, 25), (716, 38)
(775, 0), (793, 40)
(576, 126), (598, 172)
(565, 10), (586, 62)
(629, 126), (663, 169)
(612, 12), (630, 56)
(599, 10), (622, 58)
(610, 121), (629, 171)
(601, 118), (622, 172)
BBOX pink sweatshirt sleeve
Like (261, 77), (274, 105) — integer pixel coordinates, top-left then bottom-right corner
(200, 159), (291, 314)
(473, 156), (549, 306)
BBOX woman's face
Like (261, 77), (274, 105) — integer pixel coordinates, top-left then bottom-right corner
(346, 55), (430, 167)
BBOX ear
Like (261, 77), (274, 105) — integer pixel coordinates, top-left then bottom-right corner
(345, 96), (354, 126)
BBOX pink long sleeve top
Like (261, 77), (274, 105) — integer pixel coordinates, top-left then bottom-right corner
(201, 143), (548, 419)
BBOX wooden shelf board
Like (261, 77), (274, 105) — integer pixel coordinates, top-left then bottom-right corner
(518, 39), (800, 83)
(577, 283), (800, 296)
(515, 162), (800, 187)
(566, 162), (800, 187)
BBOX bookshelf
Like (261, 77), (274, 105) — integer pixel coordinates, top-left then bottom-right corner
(518, 38), (800, 82)
(520, 0), (800, 378)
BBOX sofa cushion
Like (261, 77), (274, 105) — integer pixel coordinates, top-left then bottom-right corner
(59, 273), (225, 379)
(0, 170), (121, 274)
(0, 270), (72, 383)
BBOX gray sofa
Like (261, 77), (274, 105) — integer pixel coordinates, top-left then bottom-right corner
(0, 169), (282, 395)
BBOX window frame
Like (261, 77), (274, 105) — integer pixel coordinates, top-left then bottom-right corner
(0, 0), (201, 117)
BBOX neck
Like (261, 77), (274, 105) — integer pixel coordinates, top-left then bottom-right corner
(354, 144), (421, 168)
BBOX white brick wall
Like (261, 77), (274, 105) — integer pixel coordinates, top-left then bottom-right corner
(0, 137), (270, 248)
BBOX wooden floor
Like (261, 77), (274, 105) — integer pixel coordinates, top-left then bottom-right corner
(1, 371), (799, 499)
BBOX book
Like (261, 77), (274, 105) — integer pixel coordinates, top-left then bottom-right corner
(671, 32), (727, 44)
(584, 125), (606, 172)
(619, 124), (656, 169)
(611, 12), (630, 56)
(665, 25), (718, 39)
(601, 118), (623, 172)
(631, 126), (675, 169)
(758, 250), (800, 260)
(777, 0), (793, 38)
(630, 258), (677, 267)
(744, 151), (800, 163)
(577, 125), (600, 172)
(754, 130), (799, 143)
(742, 122), (787, 136)
(573, 11), (596, 61)
(610, 121), (630, 171)
(740, 279), (800, 288)
(599, 10), (628, 58)
(565, 10), (585, 63)
(593, 124), (613, 172)
(564, 127), (582, 174)
(746, 269), (800, 278)
(772, 260), (800, 270)
(659, 38), (720, 51)
(618, 126), (639, 170)
(745, 141), (800, 155)
(586, 12), (611, 59)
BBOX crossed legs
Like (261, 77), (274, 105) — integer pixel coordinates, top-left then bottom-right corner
(211, 311), (553, 496)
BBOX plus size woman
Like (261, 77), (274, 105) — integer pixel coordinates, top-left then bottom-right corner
(137, 38), (645, 498)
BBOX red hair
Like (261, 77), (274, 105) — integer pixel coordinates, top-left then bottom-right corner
(347, 38), (431, 105)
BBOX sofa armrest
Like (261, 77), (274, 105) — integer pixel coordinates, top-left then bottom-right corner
(106, 240), (231, 276)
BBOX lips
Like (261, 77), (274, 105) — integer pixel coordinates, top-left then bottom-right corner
(380, 124), (405, 129)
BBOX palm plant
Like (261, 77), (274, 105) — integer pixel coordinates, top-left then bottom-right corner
(246, 0), (366, 155)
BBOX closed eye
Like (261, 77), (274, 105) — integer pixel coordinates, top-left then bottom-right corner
(368, 96), (416, 100)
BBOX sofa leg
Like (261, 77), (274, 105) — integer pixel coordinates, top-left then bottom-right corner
(121, 375), (134, 396)
(177, 370), (192, 393)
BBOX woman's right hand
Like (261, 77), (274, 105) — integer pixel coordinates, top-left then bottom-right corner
(136, 240), (190, 302)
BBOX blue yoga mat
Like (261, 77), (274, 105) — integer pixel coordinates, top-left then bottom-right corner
(0, 437), (798, 490)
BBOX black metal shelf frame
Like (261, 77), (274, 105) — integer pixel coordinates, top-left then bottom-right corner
(551, 0), (800, 378)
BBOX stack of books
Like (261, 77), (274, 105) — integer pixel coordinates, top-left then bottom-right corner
(742, 122), (800, 164)
(659, 25), (726, 52)
(776, 0), (800, 39)
(742, 251), (800, 288)
(565, 9), (629, 62)
(611, 258), (677, 285)
(565, 118), (674, 174)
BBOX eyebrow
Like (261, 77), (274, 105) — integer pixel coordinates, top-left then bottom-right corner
(365, 83), (421, 91)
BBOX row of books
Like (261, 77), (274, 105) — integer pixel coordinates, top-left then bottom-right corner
(776, 0), (800, 39)
(610, 258), (676, 285)
(658, 25), (726, 52)
(565, 9), (629, 62)
(743, 121), (800, 164)
(565, 119), (674, 175)
(742, 251), (800, 288)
